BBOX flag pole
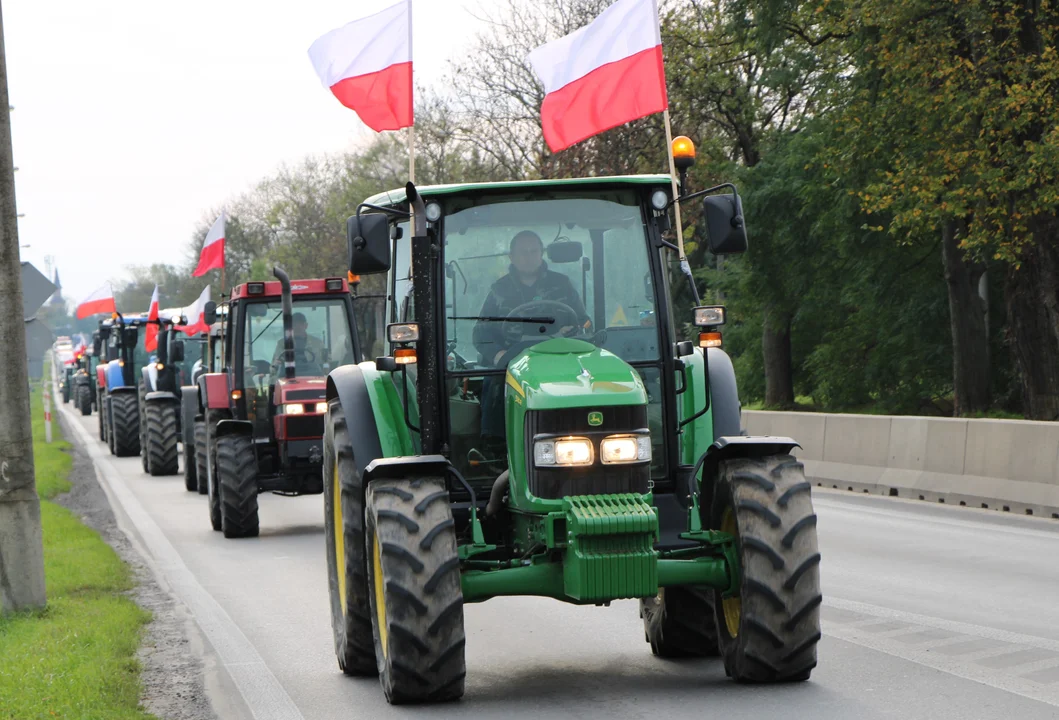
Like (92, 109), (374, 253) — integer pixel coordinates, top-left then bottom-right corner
(408, 125), (415, 184)
(662, 108), (685, 261)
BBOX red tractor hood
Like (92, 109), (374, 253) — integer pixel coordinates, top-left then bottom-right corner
(274, 377), (327, 406)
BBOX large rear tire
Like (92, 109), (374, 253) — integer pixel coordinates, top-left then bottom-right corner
(711, 455), (822, 683)
(194, 420), (208, 495)
(146, 402), (180, 476)
(323, 402), (376, 676)
(98, 390), (106, 441)
(366, 478), (466, 704)
(139, 384), (149, 473)
(641, 586), (720, 658)
(205, 412), (223, 530)
(216, 434), (259, 539)
(111, 392), (141, 457)
(77, 384), (92, 416)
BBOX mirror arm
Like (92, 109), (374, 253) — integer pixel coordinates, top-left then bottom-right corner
(356, 202), (410, 221)
(665, 182), (739, 211)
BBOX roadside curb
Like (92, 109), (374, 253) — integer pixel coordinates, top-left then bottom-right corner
(58, 399), (305, 720)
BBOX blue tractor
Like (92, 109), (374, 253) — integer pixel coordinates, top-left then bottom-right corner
(100, 313), (149, 457)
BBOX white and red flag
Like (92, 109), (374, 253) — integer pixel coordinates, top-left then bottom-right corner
(526, 0), (668, 152)
(144, 285), (161, 353)
(75, 283), (116, 320)
(192, 211), (226, 277)
(308, 0), (413, 132)
(179, 285), (212, 337)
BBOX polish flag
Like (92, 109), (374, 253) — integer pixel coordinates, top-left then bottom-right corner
(192, 211), (226, 277)
(144, 285), (161, 353)
(179, 285), (212, 336)
(526, 0), (668, 153)
(76, 283), (117, 319)
(308, 1), (413, 132)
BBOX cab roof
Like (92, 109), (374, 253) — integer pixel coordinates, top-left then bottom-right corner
(363, 174), (672, 208)
(229, 277), (349, 301)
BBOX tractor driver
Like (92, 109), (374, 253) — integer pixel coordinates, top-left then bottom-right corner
(270, 311), (326, 375)
(472, 230), (589, 450)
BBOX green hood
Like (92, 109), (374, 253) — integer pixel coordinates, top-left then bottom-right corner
(505, 338), (648, 410)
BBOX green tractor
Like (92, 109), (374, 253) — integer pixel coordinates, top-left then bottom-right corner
(323, 174), (821, 703)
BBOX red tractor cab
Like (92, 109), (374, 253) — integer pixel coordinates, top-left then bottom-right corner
(198, 267), (359, 538)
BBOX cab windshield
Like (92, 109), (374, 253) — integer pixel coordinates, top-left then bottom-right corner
(241, 297), (354, 383)
(443, 190), (659, 372)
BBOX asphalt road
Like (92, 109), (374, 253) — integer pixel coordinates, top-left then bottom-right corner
(60, 404), (1059, 720)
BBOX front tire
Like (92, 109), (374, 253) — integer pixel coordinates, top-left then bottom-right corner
(366, 478), (466, 704)
(146, 402), (180, 476)
(194, 420), (208, 495)
(98, 390), (106, 441)
(323, 402), (376, 676)
(216, 434), (259, 539)
(711, 455), (822, 683)
(77, 384), (92, 416)
(111, 392), (141, 457)
(641, 586), (720, 658)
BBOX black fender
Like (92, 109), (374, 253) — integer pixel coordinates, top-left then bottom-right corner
(109, 385), (138, 396)
(706, 347), (743, 440)
(215, 419), (254, 439)
(364, 455), (451, 484)
(700, 435), (801, 520)
(326, 364), (383, 478)
(145, 391), (180, 404)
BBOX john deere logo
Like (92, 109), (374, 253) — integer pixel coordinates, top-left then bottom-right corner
(588, 411), (603, 427)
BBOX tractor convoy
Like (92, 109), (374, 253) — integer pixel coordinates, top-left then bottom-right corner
(63, 151), (821, 706)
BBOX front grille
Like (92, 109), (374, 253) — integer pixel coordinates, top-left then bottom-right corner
(525, 406), (650, 500)
(284, 414), (325, 439)
(286, 389), (326, 401)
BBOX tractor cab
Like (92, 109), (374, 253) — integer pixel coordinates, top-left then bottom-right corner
(197, 270), (358, 537)
(324, 168), (821, 702)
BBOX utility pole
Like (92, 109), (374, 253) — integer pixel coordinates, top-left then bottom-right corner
(0, 0), (46, 613)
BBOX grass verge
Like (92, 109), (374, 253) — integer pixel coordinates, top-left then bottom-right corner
(0, 370), (154, 720)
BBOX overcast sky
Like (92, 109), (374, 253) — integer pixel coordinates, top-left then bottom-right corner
(6, 0), (483, 306)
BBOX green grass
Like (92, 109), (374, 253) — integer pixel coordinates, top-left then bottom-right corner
(0, 370), (155, 720)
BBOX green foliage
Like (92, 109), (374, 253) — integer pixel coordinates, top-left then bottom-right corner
(0, 375), (153, 720)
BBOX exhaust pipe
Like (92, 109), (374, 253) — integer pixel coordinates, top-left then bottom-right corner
(273, 266), (296, 379)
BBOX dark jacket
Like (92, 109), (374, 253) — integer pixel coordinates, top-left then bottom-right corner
(472, 263), (589, 364)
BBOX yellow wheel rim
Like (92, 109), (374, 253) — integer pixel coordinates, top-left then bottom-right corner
(373, 531), (388, 658)
(333, 463), (346, 615)
(721, 507), (741, 638)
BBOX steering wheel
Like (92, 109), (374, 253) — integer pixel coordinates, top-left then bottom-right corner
(500, 300), (582, 346)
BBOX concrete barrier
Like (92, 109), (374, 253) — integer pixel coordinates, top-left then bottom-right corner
(743, 410), (1059, 519)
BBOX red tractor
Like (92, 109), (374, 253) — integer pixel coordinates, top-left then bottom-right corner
(197, 268), (360, 538)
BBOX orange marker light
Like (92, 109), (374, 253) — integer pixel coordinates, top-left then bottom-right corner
(698, 331), (722, 349)
(394, 348), (417, 365)
(231, 389), (243, 400)
(672, 136), (696, 170)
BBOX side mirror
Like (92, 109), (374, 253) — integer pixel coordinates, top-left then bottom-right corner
(122, 327), (139, 348)
(170, 341), (185, 363)
(203, 301), (218, 326)
(347, 213), (391, 275)
(546, 241), (583, 264)
(703, 194), (748, 255)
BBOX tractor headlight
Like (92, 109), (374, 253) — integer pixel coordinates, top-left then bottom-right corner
(283, 403), (306, 415)
(600, 434), (652, 464)
(534, 437), (594, 467)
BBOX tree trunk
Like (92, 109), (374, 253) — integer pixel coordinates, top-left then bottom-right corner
(1005, 242), (1059, 421)
(941, 221), (991, 416)
(763, 307), (794, 408)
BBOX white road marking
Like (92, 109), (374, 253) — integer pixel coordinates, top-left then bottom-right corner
(825, 596), (1059, 707)
(59, 402), (306, 720)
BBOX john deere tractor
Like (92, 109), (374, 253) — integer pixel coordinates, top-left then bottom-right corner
(100, 313), (149, 457)
(138, 315), (189, 477)
(197, 271), (359, 538)
(323, 172), (821, 703)
(185, 305), (227, 494)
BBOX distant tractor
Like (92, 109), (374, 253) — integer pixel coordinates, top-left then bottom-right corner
(197, 270), (359, 537)
(99, 313), (149, 457)
(322, 168), (821, 703)
(185, 306), (227, 494)
(139, 315), (189, 477)
(72, 348), (96, 416)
